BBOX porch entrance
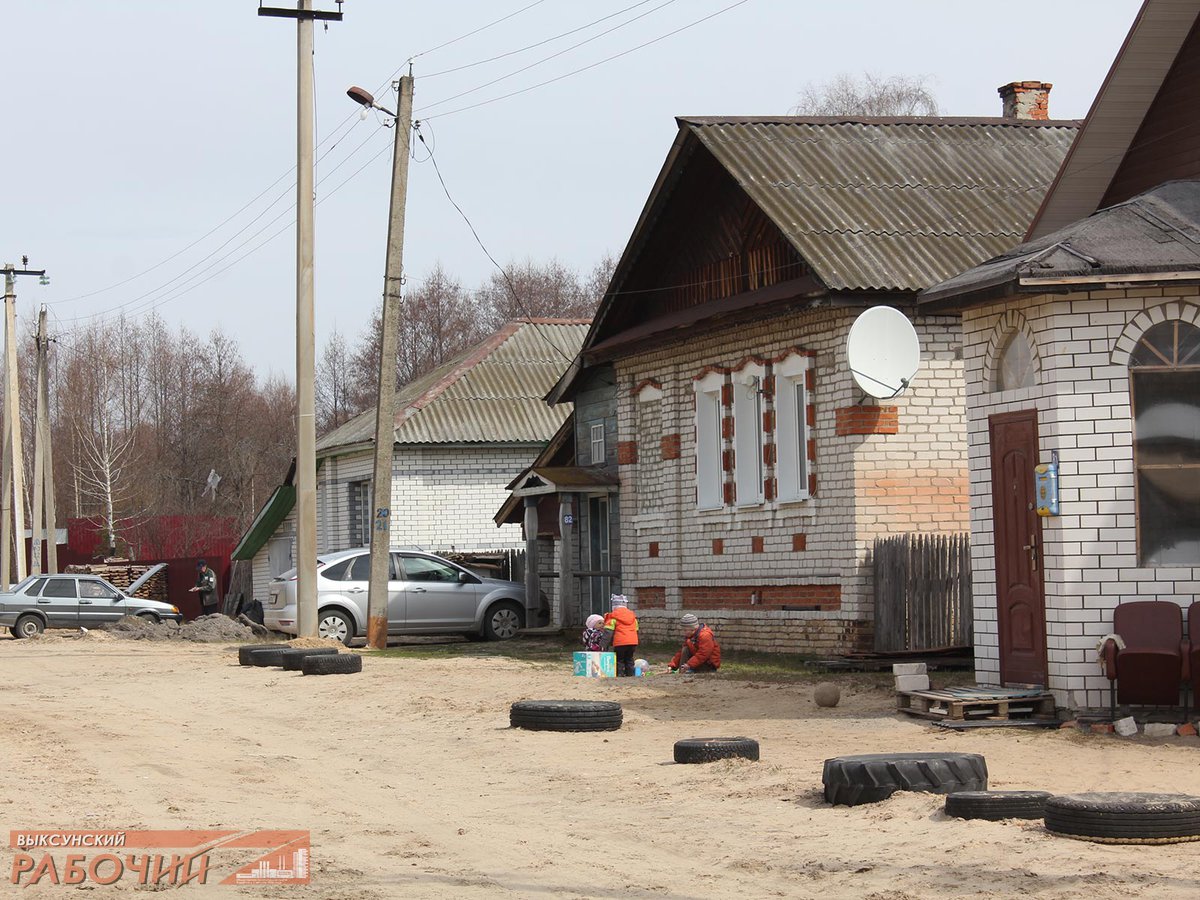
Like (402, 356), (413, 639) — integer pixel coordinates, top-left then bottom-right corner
(988, 409), (1047, 687)
(588, 496), (611, 617)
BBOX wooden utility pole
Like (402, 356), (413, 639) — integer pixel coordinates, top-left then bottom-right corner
(259, 1), (343, 637)
(364, 75), (415, 651)
(0, 264), (39, 588)
(30, 307), (56, 575)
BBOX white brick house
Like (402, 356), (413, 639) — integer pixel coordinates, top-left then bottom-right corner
(232, 320), (588, 605)
(566, 106), (1077, 656)
(920, 0), (1200, 711)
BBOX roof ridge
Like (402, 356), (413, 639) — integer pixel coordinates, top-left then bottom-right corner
(679, 115), (1081, 128)
(508, 317), (592, 325)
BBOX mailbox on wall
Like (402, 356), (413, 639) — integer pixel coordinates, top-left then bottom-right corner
(1035, 452), (1060, 517)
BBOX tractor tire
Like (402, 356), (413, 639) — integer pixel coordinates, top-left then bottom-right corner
(822, 752), (988, 807)
(510, 700), (622, 732)
(301, 653), (363, 675)
(1044, 793), (1200, 844)
(945, 790), (1051, 821)
(280, 647), (340, 671)
(238, 643), (283, 666)
(674, 737), (760, 764)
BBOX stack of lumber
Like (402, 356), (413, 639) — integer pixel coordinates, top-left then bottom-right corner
(63, 562), (168, 602)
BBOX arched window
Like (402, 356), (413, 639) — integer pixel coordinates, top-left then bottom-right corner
(1129, 320), (1200, 566)
(995, 329), (1035, 391)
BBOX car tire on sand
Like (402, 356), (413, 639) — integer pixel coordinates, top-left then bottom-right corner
(301, 653), (363, 675)
(1044, 792), (1200, 844)
(822, 752), (988, 807)
(674, 737), (760, 764)
(509, 700), (622, 732)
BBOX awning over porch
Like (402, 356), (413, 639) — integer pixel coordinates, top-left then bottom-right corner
(495, 466), (619, 528)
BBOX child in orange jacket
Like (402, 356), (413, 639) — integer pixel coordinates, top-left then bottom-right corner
(601, 595), (639, 677)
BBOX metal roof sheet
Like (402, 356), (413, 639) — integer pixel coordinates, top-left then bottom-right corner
(683, 118), (1078, 291)
(316, 320), (587, 452)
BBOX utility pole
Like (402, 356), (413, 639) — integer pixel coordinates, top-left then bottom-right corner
(30, 307), (56, 575)
(0, 263), (40, 588)
(260, 0), (343, 636)
(349, 76), (414, 651)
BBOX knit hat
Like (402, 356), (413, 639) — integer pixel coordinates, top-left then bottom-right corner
(610, 595), (628, 609)
(586, 614), (604, 629)
(680, 613), (699, 628)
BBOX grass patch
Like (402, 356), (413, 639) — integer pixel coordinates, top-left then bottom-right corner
(365, 633), (974, 689)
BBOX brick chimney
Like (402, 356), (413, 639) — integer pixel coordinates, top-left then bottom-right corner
(998, 81), (1052, 120)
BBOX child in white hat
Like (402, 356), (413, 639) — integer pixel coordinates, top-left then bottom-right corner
(581, 614), (605, 652)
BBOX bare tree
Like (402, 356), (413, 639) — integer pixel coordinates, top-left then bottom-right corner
(792, 72), (939, 117)
(317, 328), (355, 434)
(476, 258), (598, 330)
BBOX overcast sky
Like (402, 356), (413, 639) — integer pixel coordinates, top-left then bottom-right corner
(2, 0), (1141, 379)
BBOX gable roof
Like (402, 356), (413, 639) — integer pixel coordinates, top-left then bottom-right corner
(231, 458), (296, 561)
(1026, 0), (1200, 240)
(921, 179), (1200, 310)
(682, 117), (1079, 293)
(317, 319), (589, 453)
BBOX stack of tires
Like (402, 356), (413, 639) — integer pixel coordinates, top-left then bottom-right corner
(237, 644), (362, 675)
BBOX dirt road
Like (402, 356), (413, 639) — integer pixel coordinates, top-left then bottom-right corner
(1, 638), (1196, 898)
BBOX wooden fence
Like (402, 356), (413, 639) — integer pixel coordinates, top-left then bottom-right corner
(873, 533), (972, 652)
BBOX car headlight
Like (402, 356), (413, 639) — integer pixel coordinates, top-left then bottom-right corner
(169, 606), (180, 614)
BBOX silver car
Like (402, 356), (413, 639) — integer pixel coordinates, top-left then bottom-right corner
(0, 570), (182, 638)
(263, 548), (547, 644)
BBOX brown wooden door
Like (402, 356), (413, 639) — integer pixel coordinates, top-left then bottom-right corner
(989, 410), (1047, 687)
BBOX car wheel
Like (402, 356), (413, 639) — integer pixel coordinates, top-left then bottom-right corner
(13, 614), (44, 639)
(318, 610), (354, 645)
(484, 602), (523, 641)
(137, 612), (160, 625)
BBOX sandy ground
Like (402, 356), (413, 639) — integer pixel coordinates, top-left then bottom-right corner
(1, 637), (1198, 899)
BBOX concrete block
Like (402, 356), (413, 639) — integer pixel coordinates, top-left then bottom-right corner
(1143, 722), (1177, 738)
(1114, 716), (1139, 737)
(892, 662), (927, 676)
(894, 674), (930, 692)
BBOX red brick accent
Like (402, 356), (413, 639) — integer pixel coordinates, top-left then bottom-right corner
(751, 536), (765, 554)
(637, 586), (666, 609)
(723, 482), (736, 506)
(806, 368), (816, 391)
(835, 405), (899, 436)
(761, 375), (775, 399)
(762, 410), (775, 433)
(648, 542), (660, 558)
(721, 416), (735, 440)
(792, 533), (807, 552)
(721, 449), (734, 473)
(807, 438), (817, 463)
(631, 378), (661, 397)
(660, 433), (681, 460)
(808, 473), (817, 496)
(712, 539), (724, 555)
(681, 584), (841, 611)
(806, 404), (816, 427)
(720, 383), (733, 406)
(616, 440), (638, 465)
(763, 443), (776, 466)
(764, 478), (776, 502)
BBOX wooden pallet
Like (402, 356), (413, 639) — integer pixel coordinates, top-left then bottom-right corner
(898, 688), (1057, 722)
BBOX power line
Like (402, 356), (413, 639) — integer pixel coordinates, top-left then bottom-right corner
(407, 0), (549, 64)
(416, 0), (681, 114)
(419, 0), (756, 121)
(422, 0), (663, 80)
(415, 124), (578, 367)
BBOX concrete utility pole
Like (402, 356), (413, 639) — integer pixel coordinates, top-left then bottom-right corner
(351, 76), (414, 651)
(260, 0), (343, 637)
(1, 264), (39, 588)
(30, 307), (56, 575)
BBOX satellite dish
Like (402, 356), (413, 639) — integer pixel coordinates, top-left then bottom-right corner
(846, 306), (921, 399)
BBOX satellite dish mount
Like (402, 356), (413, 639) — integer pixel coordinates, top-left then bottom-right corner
(845, 306), (921, 404)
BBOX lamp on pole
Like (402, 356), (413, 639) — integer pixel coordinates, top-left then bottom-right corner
(347, 76), (414, 650)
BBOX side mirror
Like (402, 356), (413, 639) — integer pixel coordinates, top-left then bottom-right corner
(458, 571), (474, 584)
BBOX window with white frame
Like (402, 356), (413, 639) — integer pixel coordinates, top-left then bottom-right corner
(775, 354), (811, 502)
(589, 422), (606, 466)
(694, 372), (724, 509)
(732, 364), (766, 506)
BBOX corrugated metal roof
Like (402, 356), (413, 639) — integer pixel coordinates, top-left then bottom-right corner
(922, 179), (1200, 308)
(317, 320), (587, 452)
(683, 118), (1078, 291)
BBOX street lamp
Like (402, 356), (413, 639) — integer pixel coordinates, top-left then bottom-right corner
(350, 76), (414, 650)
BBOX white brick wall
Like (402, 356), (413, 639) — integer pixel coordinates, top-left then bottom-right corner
(615, 307), (968, 654)
(963, 288), (1200, 711)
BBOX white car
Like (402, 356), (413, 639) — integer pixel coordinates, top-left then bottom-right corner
(264, 548), (547, 644)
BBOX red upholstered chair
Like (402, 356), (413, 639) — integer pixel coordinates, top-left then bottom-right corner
(1101, 601), (1188, 717)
